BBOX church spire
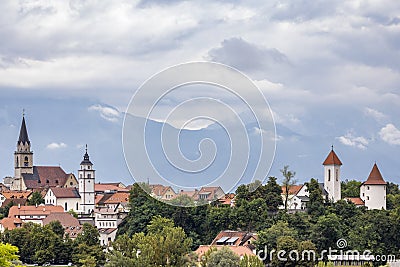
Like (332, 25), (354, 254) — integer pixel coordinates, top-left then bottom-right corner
(18, 115), (30, 145)
(80, 144), (93, 165)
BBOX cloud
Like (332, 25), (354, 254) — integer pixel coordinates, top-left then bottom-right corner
(379, 124), (400, 145)
(337, 132), (369, 150)
(207, 37), (290, 73)
(88, 104), (120, 122)
(364, 107), (387, 122)
(46, 142), (67, 150)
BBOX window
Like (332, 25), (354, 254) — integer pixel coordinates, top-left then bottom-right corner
(16, 157), (19, 166)
(328, 169), (331, 181)
(367, 196), (370, 200)
(76, 202), (79, 210)
(65, 202), (68, 211)
(88, 166), (91, 170)
(335, 169), (338, 181)
(367, 186), (370, 190)
(70, 182), (73, 186)
(88, 174), (91, 179)
(24, 156), (29, 167)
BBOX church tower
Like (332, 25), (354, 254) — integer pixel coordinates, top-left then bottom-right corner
(13, 115), (33, 190)
(323, 147), (342, 202)
(78, 145), (95, 214)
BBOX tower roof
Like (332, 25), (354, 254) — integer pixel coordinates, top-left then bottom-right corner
(364, 163), (386, 185)
(323, 148), (342, 165)
(18, 116), (30, 145)
(80, 145), (93, 165)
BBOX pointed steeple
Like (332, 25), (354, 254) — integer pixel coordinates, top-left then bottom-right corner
(18, 115), (30, 145)
(80, 144), (93, 165)
(364, 163), (386, 185)
(322, 147), (342, 165)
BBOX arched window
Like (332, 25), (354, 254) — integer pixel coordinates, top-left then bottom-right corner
(24, 156), (29, 167)
(328, 169), (331, 181)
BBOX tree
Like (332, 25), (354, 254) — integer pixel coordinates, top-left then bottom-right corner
(239, 254), (264, 267)
(74, 223), (100, 247)
(281, 165), (297, 211)
(264, 176), (283, 212)
(256, 221), (298, 254)
(27, 191), (44, 206)
(107, 216), (192, 267)
(306, 178), (324, 217)
(272, 236), (299, 267)
(341, 179), (362, 198)
(45, 220), (65, 238)
(206, 246), (240, 267)
(0, 242), (24, 267)
(310, 214), (342, 252)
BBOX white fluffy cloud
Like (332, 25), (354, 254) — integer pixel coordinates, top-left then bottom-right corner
(379, 124), (400, 145)
(46, 142), (67, 150)
(337, 132), (369, 150)
(88, 104), (120, 122)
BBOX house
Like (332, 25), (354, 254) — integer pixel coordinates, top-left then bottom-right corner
(102, 192), (130, 210)
(218, 193), (236, 206)
(95, 183), (129, 194)
(193, 187), (225, 202)
(94, 208), (125, 229)
(195, 245), (255, 261)
(42, 212), (82, 239)
(360, 163), (387, 210)
(211, 230), (257, 247)
(150, 184), (177, 201)
(0, 191), (32, 207)
(195, 230), (257, 261)
(345, 197), (365, 207)
(0, 217), (23, 232)
(7, 204), (64, 225)
(99, 228), (118, 247)
(44, 187), (81, 212)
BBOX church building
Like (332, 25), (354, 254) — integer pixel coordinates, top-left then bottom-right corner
(8, 115), (96, 214)
(11, 116), (78, 191)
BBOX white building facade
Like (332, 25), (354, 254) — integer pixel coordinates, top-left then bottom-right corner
(360, 163), (387, 210)
(78, 146), (95, 214)
(323, 148), (342, 202)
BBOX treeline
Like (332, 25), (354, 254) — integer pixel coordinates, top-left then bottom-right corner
(117, 178), (400, 266)
(0, 222), (105, 266)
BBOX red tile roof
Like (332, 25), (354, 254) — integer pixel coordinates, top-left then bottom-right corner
(219, 193), (235, 205)
(42, 212), (82, 238)
(2, 191), (32, 199)
(195, 245), (255, 261)
(281, 185), (303, 195)
(8, 205), (64, 218)
(95, 183), (129, 193)
(323, 149), (342, 165)
(23, 166), (71, 189)
(364, 163), (386, 185)
(103, 192), (130, 204)
(50, 187), (80, 198)
(0, 217), (23, 231)
(345, 197), (365, 206)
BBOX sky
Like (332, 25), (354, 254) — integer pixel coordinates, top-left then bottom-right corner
(0, 0), (399, 189)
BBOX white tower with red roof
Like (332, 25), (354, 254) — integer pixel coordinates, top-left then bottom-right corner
(323, 147), (342, 202)
(360, 163), (386, 210)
